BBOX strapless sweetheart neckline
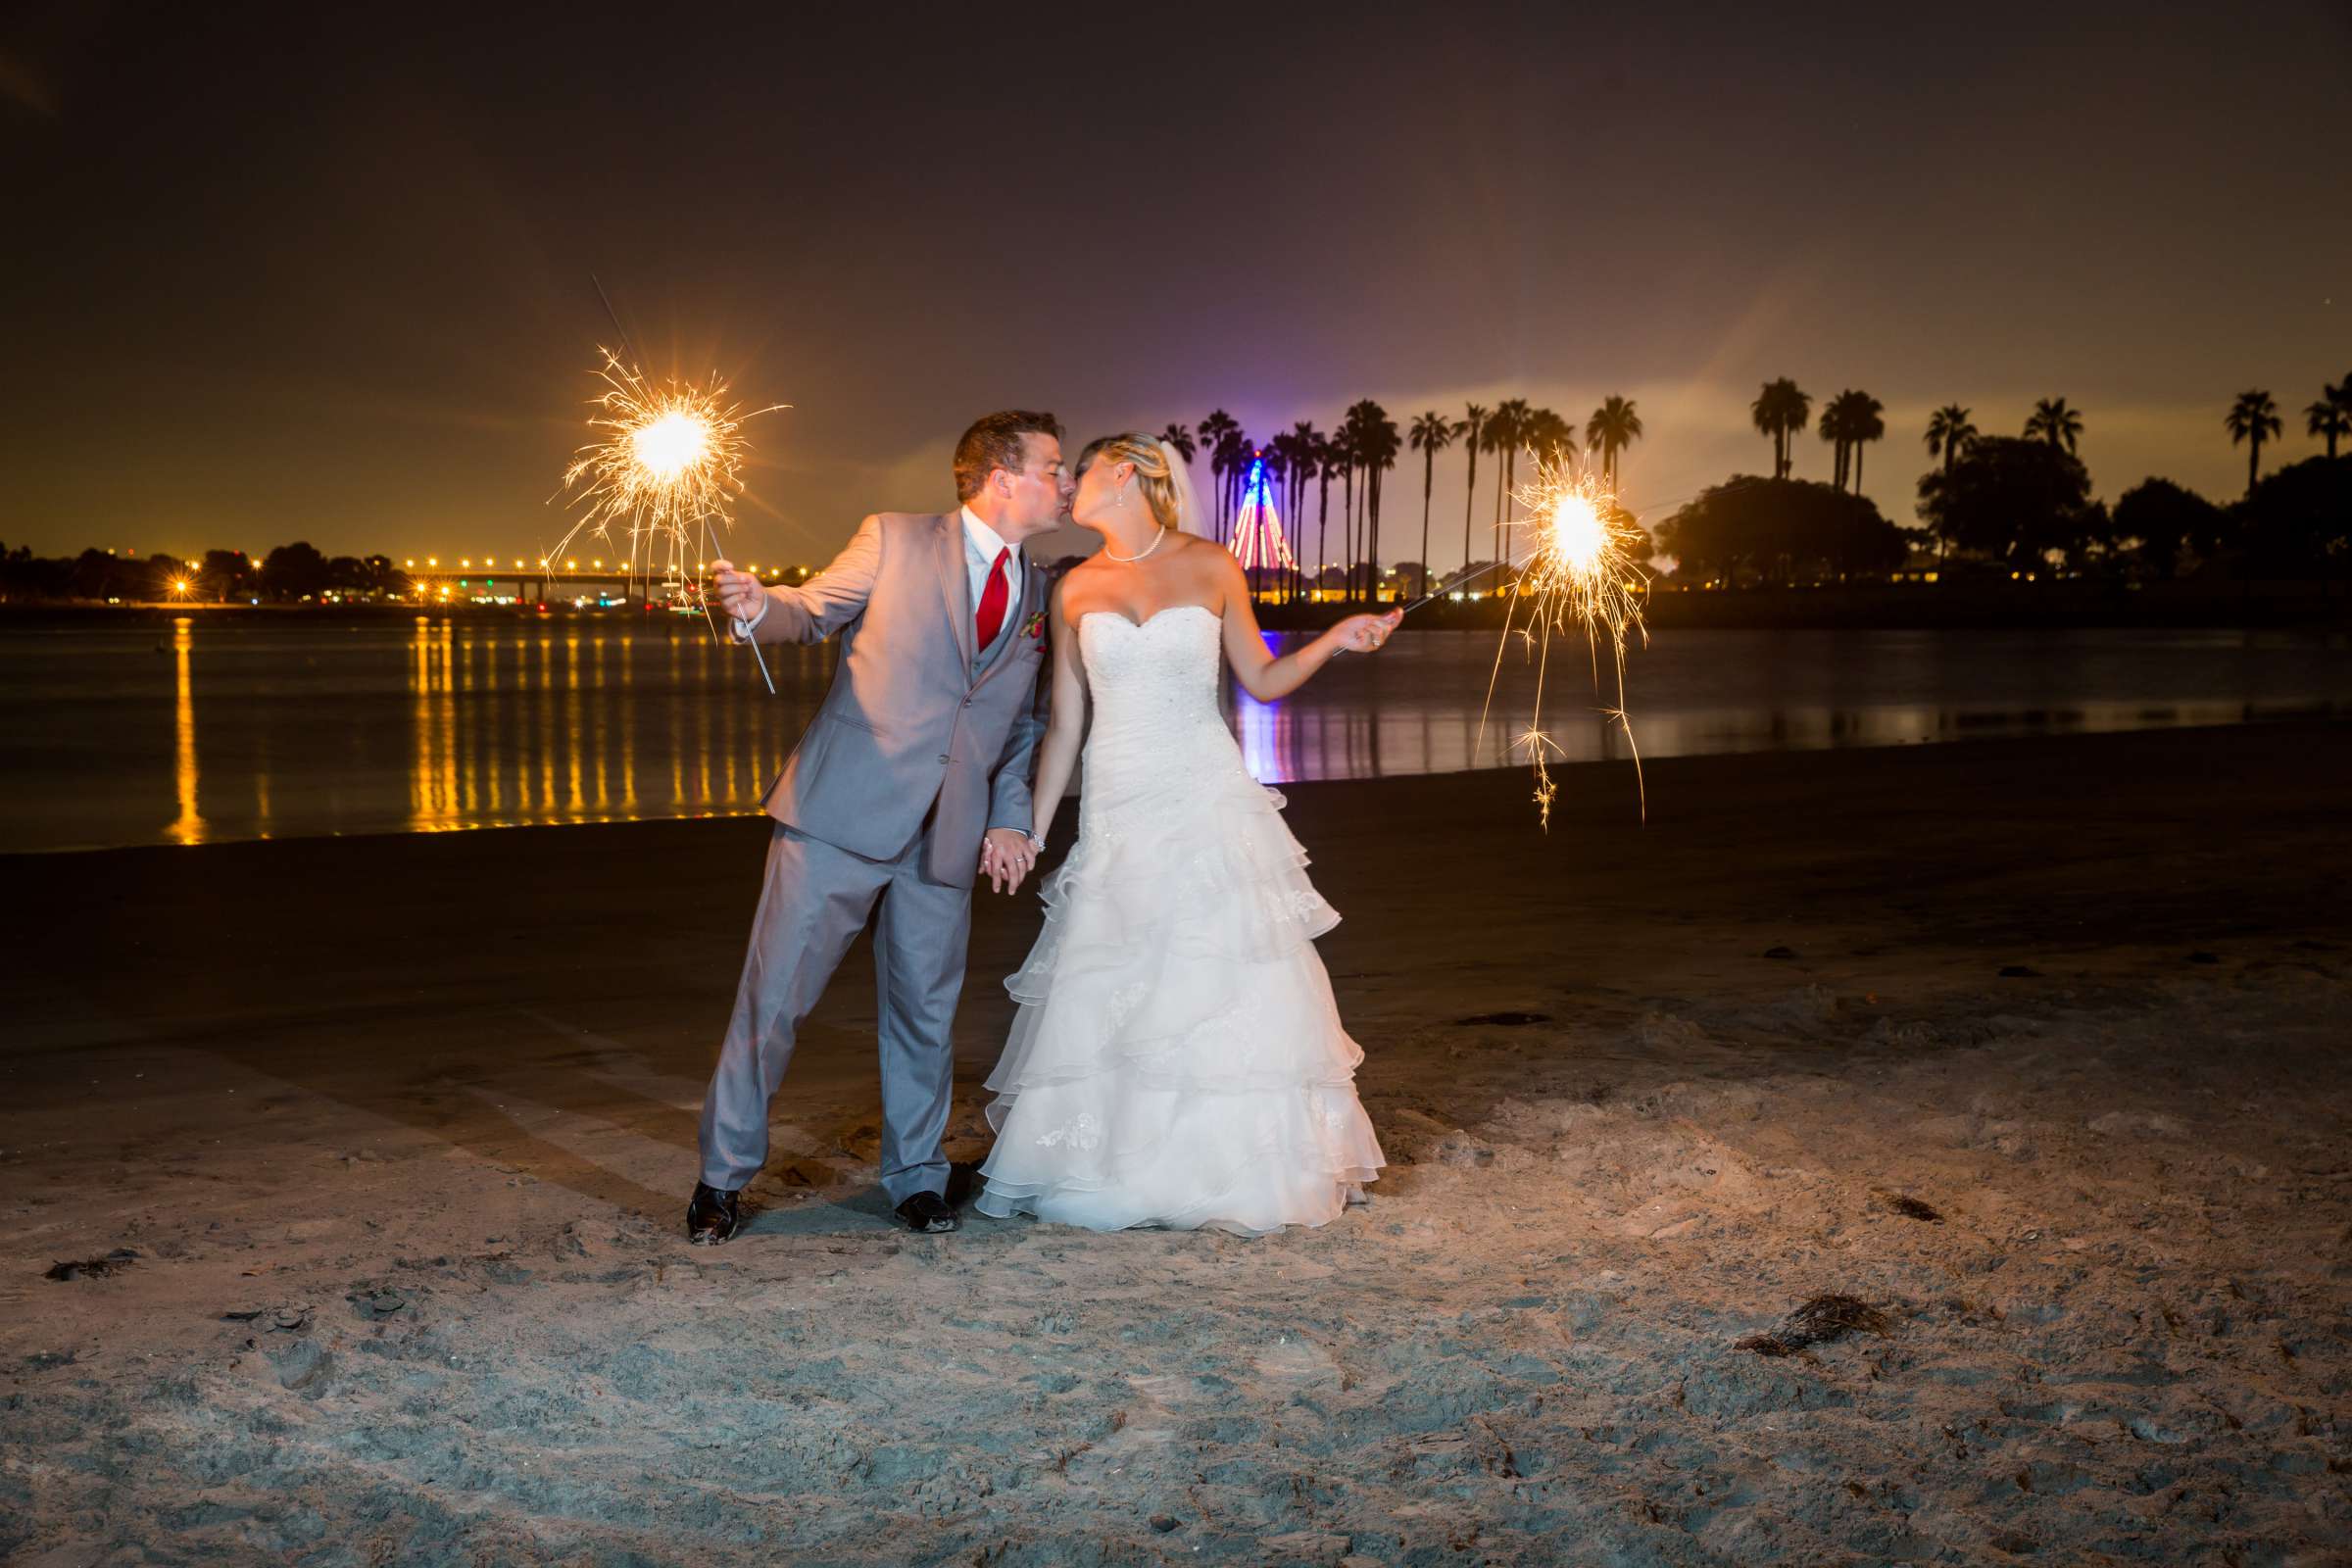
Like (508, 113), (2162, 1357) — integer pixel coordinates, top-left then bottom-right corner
(1076, 603), (1219, 632)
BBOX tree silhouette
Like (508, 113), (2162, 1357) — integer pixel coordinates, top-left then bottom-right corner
(1351, 402), (1400, 602)
(1819, 389), (1886, 493)
(1485, 398), (1532, 569)
(1819, 393), (1852, 491)
(1925, 404), (1978, 476)
(2302, 378), (2347, 461)
(1158, 423), (1198, 465)
(1261, 428), (1294, 597)
(200, 549), (251, 603)
(1750, 379), (1811, 479)
(1315, 429), (1345, 597)
(1408, 410), (1463, 599)
(2024, 397), (2083, 455)
(1657, 477), (1906, 585)
(1586, 396), (1642, 487)
(1918, 436), (2103, 570)
(1522, 407), (1576, 467)
(1459, 403), (1490, 579)
(261, 541), (330, 601)
(2225, 389), (2283, 499)
(2111, 478), (2223, 579)
(1283, 421), (1321, 601)
(2235, 457), (2352, 578)
(1198, 410), (1239, 539)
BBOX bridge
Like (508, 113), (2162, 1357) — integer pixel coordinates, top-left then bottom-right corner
(398, 560), (814, 609)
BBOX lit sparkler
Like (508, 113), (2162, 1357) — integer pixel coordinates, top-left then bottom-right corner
(548, 347), (786, 684)
(1475, 457), (1651, 828)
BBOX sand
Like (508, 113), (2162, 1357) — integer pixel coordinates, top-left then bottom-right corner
(3, 723), (2348, 1565)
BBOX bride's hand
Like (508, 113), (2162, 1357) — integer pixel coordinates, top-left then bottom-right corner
(1333, 609), (1403, 655)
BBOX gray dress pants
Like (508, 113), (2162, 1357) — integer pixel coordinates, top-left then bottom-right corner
(697, 819), (972, 1203)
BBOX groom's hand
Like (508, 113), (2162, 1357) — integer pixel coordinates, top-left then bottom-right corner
(980, 828), (1037, 894)
(710, 559), (765, 621)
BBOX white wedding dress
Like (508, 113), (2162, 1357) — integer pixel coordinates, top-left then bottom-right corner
(973, 604), (1386, 1234)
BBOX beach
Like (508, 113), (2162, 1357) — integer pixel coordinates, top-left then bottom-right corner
(3, 722), (2348, 1565)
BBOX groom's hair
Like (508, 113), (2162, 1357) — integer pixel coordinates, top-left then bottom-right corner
(954, 411), (1063, 502)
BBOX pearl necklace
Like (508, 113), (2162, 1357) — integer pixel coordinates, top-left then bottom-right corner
(1103, 525), (1166, 564)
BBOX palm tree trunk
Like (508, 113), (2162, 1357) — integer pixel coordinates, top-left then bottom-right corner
(1355, 463), (1369, 604)
(1420, 451), (1435, 600)
(1316, 477), (1331, 600)
(1491, 451), (1505, 577)
(2248, 437), (2260, 499)
(1854, 440), (1865, 492)
(1462, 443), (1480, 579)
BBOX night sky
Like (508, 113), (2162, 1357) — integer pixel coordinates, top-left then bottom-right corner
(4, 2), (2346, 570)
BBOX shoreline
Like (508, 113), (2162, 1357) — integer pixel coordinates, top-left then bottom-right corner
(6, 577), (2348, 633)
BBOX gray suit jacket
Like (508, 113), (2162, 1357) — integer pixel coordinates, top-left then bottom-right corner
(731, 511), (1048, 888)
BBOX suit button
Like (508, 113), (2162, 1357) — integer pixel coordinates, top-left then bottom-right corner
(937, 754), (950, 764)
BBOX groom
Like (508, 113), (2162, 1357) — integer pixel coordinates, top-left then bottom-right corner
(690, 411), (1073, 1243)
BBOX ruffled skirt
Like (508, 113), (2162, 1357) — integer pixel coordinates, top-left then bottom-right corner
(974, 756), (1385, 1235)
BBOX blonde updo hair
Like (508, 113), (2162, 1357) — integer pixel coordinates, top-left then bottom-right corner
(1078, 431), (1185, 534)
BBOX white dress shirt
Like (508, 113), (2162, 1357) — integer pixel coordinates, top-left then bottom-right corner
(959, 504), (1022, 633)
(732, 507), (1021, 641)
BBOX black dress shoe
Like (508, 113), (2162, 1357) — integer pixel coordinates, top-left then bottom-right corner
(688, 1182), (742, 1246)
(894, 1190), (959, 1233)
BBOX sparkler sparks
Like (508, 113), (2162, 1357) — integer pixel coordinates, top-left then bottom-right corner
(550, 348), (783, 602)
(547, 347), (786, 686)
(1476, 458), (1651, 828)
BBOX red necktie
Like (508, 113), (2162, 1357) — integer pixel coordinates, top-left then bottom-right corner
(974, 546), (1010, 650)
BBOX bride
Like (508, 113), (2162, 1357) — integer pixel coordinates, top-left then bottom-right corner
(972, 431), (1401, 1234)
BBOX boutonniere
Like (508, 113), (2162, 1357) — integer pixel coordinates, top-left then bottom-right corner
(1022, 609), (1047, 641)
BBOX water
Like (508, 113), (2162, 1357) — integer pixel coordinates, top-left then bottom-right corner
(4, 616), (2347, 854)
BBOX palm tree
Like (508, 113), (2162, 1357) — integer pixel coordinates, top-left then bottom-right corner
(1522, 407), (1576, 467)
(1924, 404), (1978, 475)
(2307, 379), (2350, 461)
(1285, 420), (1321, 601)
(1818, 393), (1853, 490)
(1459, 403), (1490, 581)
(1329, 415), (1359, 600)
(1585, 396), (1642, 487)
(2225, 389), (2282, 498)
(1750, 379), (1811, 479)
(1198, 410), (1239, 538)
(1822, 389), (1886, 492)
(1314, 431), (1343, 597)
(1408, 411), (1463, 599)
(1157, 423), (1197, 465)
(2024, 397), (2083, 455)
(1256, 439), (1290, 601)
(1350, 401), (1400, 602)
(1485, 398), (1531, 569)
(1208, 423), (1252, 544)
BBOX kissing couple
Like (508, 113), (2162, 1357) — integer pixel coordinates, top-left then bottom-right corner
(691, 410), (1401, 1243)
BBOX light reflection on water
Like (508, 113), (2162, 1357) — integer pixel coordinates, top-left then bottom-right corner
(4, 618), (2346, 854)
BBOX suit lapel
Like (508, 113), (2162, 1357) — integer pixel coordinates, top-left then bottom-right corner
(936, 513), (976, 672)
